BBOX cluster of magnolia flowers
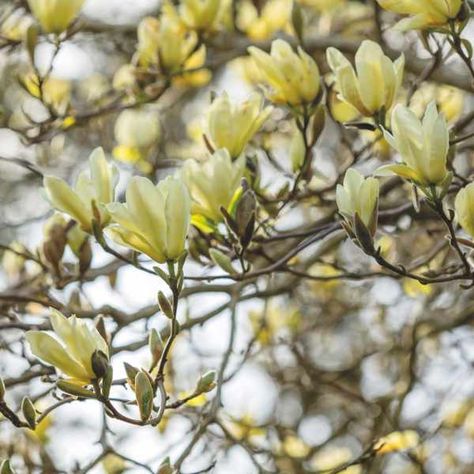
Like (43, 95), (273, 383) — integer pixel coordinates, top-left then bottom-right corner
(14, 0), (474, 429)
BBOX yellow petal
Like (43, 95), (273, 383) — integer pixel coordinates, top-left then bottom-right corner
(26, 330), (90, 381)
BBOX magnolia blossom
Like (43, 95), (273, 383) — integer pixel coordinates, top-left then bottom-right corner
(248, 39), (320, 106)
(135, 9), (210, 86)
(377, 0), (463, 30)
(378, 103), (450, 187)
(43, 148), (118, 233)
(27, 0), (85, 34)
(26, 309), (109, 384)
(207, 92), (272, 158)
(181, 149), (245, 226)
(327, 40), (404, 118)
(106, 176), (190, 263)
(336, 168), (379, 235)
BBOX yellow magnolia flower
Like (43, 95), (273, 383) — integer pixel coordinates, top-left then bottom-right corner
(137, 6), (211, 86)
(179, 0), (221, 31)
(27, 0), (85, 34)
(181, 149), (245, 225)
(336, 168), (379, 234)
(26, 308), (109, 385)
(113, 109), (161, 166)
(377, 0), (462, 31)
(43, 147), (118, 233)
(207, 92), (272, 158)
(326, 40), (404, 118)
(136, 9), (211, 86)
(374, 430), (420, 454)
(410, 84), (464, 123)
(106, 176), (190, 263)
(455, 183), (474, 239)
(378, 103), (450, 187)
(237, 0), (291, 41)
(158, 13), (191, 72)
(248, 39), (320, 106)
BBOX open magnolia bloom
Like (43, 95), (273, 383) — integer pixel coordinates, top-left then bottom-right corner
(207, 92), (273, 158)
(27, 0), (85, 34)
(248, 39), (320, 106)
(336, 168), (379, 236)
(377, 0), (463, 31)
(455, 183), (474, 239)
(378, 103), (451, 188)
(326, 40), (404, 119)
(26, 309), (109, 385)
(43, 148), (118, 233)
(136, 7), (210, 86)
(106, 176), (191, 263)
(180, 149), (245, 231)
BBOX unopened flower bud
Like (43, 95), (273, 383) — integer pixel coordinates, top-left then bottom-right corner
(57, 380), (95, 398)
(157, 457), (174, 474)
(196, 370), (217, 394)
(209, 249), (237, 275)
(124, 362), (140, 389)
(149, 329), (163, 367)
(21, 397), (37, 429)
(135, 371), (154, 422)
(91, 350), (109, 379)
(102, 366), (113, 399)
(158, 291), (174, 319)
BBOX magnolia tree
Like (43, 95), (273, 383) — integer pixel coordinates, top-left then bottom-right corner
(1, 0), (474, 472)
